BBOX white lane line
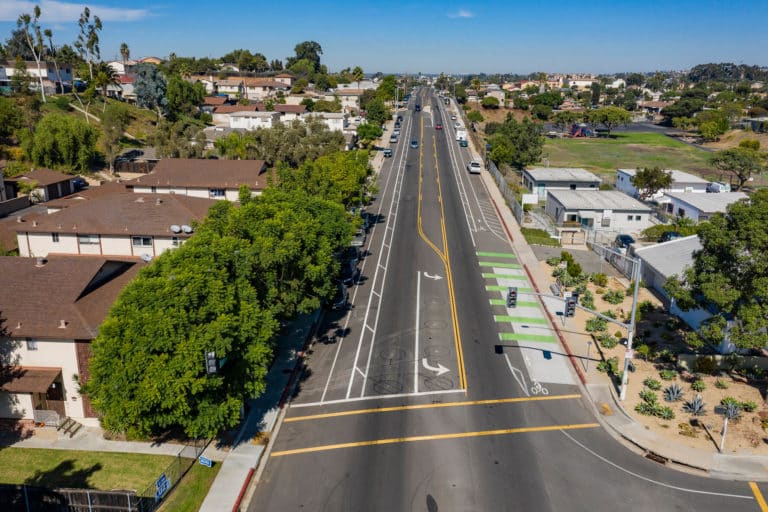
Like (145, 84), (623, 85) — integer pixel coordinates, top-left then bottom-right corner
(414, 270), (421, 394)
(443, 110), (477, 248)
(365, 324), (375, 333)
(355, 367), (366, 378)
(345, 108), (411, 399)
(371, 290), (381, 298)
(560, 430), (754, 500)
(291, 388), (466, 409)
(504, 353), (530, 397)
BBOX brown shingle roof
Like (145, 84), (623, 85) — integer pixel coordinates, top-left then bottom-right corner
(275, 104), (307, 114)
(213, 105), (259, 114)
(8, 168), (72, 187)
(45, 181), (129, 210)
(274, 73), (295, 79)
(204, 96), (228, 105)
(0, 255), (143, 340)
(1, 367), (61, 393)
(335, 89), (364, 96)
(241, 78), (288, 88)
(128, 158), (267, 190)
(16, 193), (215, 237)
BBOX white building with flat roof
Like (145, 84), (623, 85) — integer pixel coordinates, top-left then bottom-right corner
(616, 168), (709, 199)
(523, 167), (601, 201)
(545, 190), (653, 232)
(661, 192), (748, 222)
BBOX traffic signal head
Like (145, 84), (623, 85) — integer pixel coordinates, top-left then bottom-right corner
(205, 351), (218, 374)
(507, 287), (518, 308)
(565, 297), (576, 317)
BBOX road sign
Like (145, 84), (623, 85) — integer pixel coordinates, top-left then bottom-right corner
(199, 456), (213, 468)
(155, 473), (170, 502)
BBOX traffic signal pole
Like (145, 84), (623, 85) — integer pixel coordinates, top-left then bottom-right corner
(619, 259), (642, 401)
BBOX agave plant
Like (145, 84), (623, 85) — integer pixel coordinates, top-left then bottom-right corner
(639, 389), (658, 404)
(664, 383), (683, 402)
(723, 402), (741, 420)
(656, 406), (675, 420)
(683, 394), (706, 416)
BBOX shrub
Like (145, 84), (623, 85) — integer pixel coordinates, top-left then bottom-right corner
(693, 356), (717, 375)
(580, 290), (594, 309)
(566, 261), (583, 278)
(656, 406), (675, 420)
(597, 356), (619, 374)
(639, 300), (655, 314)
(614, 330), (623, 339)
(546, 256), (561, 267)
(585, 317), (608, 333)
(560, 251), (575, 265)
(741, 400), (758, 412)
(660, 369), (678, 380)
(635, 402), (657, 416)
(591, 273), (608, 287)
(635, 344), (651, 361)
(691, 380), (706, 392)
(595, 287), (605, 295)
(639, 389), (658, 404)
(714, 379), (729, 389)
(644, 377), (662, 390)
(664, 383), (683, 402)
(574, 283), (587, 295)
(597, 332), (618, 349)
(683, 394), (706, 416)
(602, 310), (617, 319)
(603, 290), (625, 305)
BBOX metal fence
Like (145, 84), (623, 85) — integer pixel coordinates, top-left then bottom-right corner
(0, 440), (206, 512)
(487, 161), (524, 224)
(587, 237), (637, 279)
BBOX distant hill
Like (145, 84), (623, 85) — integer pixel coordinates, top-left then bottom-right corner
(687, 63), (768, 83)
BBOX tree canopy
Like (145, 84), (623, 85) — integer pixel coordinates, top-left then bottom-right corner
(23, 113), (98, 171)
(487, 115), (544, 170)
(709, 148), (765, 191)
(134, 63), (168, 117)
(630, 166), (673, 200)
(585, 106), (631, 133)
(665, 190), (768, 350)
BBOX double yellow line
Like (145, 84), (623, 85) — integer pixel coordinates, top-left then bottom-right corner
(416, 116), (467, 390)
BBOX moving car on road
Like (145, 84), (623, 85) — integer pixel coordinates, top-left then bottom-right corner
(410, 139), (419, 148)
(467, 160), (482, 174)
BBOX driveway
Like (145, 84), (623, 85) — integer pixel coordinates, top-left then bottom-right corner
(529, 244), (622, 277)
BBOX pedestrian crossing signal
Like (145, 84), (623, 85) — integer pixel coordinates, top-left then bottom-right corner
(507, 287), (518, 308)
(565, 294), (579, 317)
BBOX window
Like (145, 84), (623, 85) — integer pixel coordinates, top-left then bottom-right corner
(26, 339), (38, 351)
(132, 236), (152, 247)
(209, 188), (225, 198)
(78, 234), (99, 244)
(601, 218), (611, 227)
(635, 215), (641, 221)
(627, 215), (633, 221)
(172, 237), (182, 247)
(570, 184), (577, 190)
(52, 233), (60, 243)
(151, 186), (157, 193)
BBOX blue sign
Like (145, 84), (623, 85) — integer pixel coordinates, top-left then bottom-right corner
(155, 473), (170, 502)
(199, 456), (213, 468)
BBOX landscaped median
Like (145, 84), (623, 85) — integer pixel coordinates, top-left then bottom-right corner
(0, 447), (219, 511)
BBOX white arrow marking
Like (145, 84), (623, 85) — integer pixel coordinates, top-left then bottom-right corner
(422, 358), (450, 376)
(423, 272), (443, 280)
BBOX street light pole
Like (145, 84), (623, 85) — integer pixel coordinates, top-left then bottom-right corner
(619, 258), (642, 400)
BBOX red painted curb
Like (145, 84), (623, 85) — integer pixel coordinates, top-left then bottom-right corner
(523, 264), (588, 386)
(232, 467), (255, 512)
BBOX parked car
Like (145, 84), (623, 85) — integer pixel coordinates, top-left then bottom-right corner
(71, 177), (88, 190)
(339, 259), (359, 287)
(707, 181), (731, 193)
(351, 228), (366, 247)
(450, 114), (457, 120)
(383, 148), (393, 157)
(327, 283), (349, 310)
(614, 234), (635, 250)
(658, 231), (683, 243)
(410, 139), (419, 148)
(390, 134), (398, 143)
(393, 129), (401, 137)
(467, 160), (482, 174)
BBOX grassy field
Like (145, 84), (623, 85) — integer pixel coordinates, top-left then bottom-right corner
(158, 461), (220, 512)
(0, 447), (177, 491)
(541, 132), (714, 180)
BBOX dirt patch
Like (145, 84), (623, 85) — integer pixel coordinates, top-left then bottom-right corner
(702, 129), (768, 151)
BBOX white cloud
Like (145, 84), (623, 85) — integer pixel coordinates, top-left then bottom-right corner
(448, 9), (474, 19)
(0, 0), (149, 22)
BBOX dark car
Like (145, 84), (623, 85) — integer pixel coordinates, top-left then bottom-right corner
(71, 177), (88, 190)
(397, 115), (403, 122)
(410, 139), (419, 148)
(658, 231), (683, 243)
(383, 148), (393, 157)
(614, 234), (636, 249)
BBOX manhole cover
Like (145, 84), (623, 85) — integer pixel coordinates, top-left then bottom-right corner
(422, 376), (454, 391)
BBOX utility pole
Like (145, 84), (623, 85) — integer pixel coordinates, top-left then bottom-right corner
(619, 257), (642, 401)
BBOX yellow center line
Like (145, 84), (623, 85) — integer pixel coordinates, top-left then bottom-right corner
(417, 116), (446, 261)
(271, 422), (600, 457)
(285, 394), (582, 422)
(750, 482), (768, 511)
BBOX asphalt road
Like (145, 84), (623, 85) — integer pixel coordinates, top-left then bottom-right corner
(248, 88), (765, 512)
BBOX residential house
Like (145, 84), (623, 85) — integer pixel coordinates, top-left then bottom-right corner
(522, 167), (601, 201)
(661, 192), (748, 222)
(212, 104), (260, 126)
(273, 73), (295, 87)
(545, 190), (653, 232)
(0, 60), (73, 94)
(202, 126), (245, 151)
(44, 182), (127, 214)
(637, 100), (673, 119)
(564, 75), (597, 89)
(485, 90), (506, 105)
(0, 255), (144, 426)
(189, 75), (217, 95)
(16, 192), (214, 258)
(229, 111), (281, 130)
(106, 60), (137, 76)
(138, 56), (163, 65)
(633, 235), (713, 332)
(275, 104), (307, 122)
(242, 77), (289, 101)
(105, 75), (135, 102)
(334, 89), (363, 113)
(615, 168), (709, 199)
(201, 95), (229, 114)
(127, 158), (268, 201)
(217, 79), (244, 100)
(302, 112), (348, 132)
(4, 169), (74, 203)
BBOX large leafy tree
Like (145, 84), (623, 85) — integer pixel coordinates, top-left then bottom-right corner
(364, 97), (390, 126)
(23, 113), (98, 171)
(487, 114), (544, 169)
(630, 166), (673, 200)
(73, 7), (101, 80)
(17, 6), (48, 103)
(286, 41), (323, 72)
(356, 123), (382, 147)
(0, 97), (23, 139)
(665, 190), (768, 350)
(166, 74), (205, 120)
(709, 148), (765, 191)
(585, 106), (631, 135)
(101, 102), (130, 173)
(551, 110), (582, 136)
(134, 63), (168, 118)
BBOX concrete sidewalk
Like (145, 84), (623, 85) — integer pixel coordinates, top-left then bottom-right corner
(478, 160), (768, 481)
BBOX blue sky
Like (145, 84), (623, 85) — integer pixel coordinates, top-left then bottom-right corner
(1, 0), (767, 74)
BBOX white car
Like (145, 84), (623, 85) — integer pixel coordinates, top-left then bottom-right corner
(467, 160), (482, 174)
(451, 114), (457, 120)
(454, 122), (462, 129)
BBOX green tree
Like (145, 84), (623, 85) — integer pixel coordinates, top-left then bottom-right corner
(92, 61), (119, 101)
(585, 106), (631, 135)
(101, 103), (130, 173)
(286, 41), (323, 72)
(214, 131), (250, 160)
(134, 63), (168, 119)
(166, 74), (205, 120)
(665, 190), (768, 350)
(356, 123), (382, 147)
(630, 166), (673, 200)
(10, 55), (31, 95)
(25, 113), (98, 171)
(291, 78), (308, 94)
(625, 73), (644, 87)
(454, 83), (467, 104)
(488, 115), (544, 169)
(481, 96), (500, 109)
(467, 110), (484, 123)
(551, 110), (582, 136)
(73, 7), (102, 80)
(590, 82), (601, 105)
(119, 42), (130, 65)
(150, 119), (205, 159)
(364, 97), (390, 126)
(709, 148), (765, 191)
(376, 75), (397, 103)
(0, 97), (23, 138)
(17, 5), (48, 103)
(352, 66), (364, 89)
(531, 104), (552, 120)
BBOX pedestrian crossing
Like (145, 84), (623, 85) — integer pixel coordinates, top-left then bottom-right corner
(477, 251), (575, 386)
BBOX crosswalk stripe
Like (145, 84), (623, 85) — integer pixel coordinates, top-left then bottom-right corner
(475, 251), (516, 259)
(478, 261), (521, 269)
(499, 332), (558, 343)
(489, 299), (539, 307)
(486, 285), (533, 292)
(494, 315), (549, 325)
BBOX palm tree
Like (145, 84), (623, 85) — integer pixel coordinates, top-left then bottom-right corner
(119, 42), (129, 66)
(92, 61), (119, 107)
(352, 66), (364, 89)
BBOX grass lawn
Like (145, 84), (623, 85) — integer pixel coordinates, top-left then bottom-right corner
(541, 132), (714, 179)
(521, 227), (560, 247)
(158, 460), (220, 512)
(0, 447), (179, 491)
